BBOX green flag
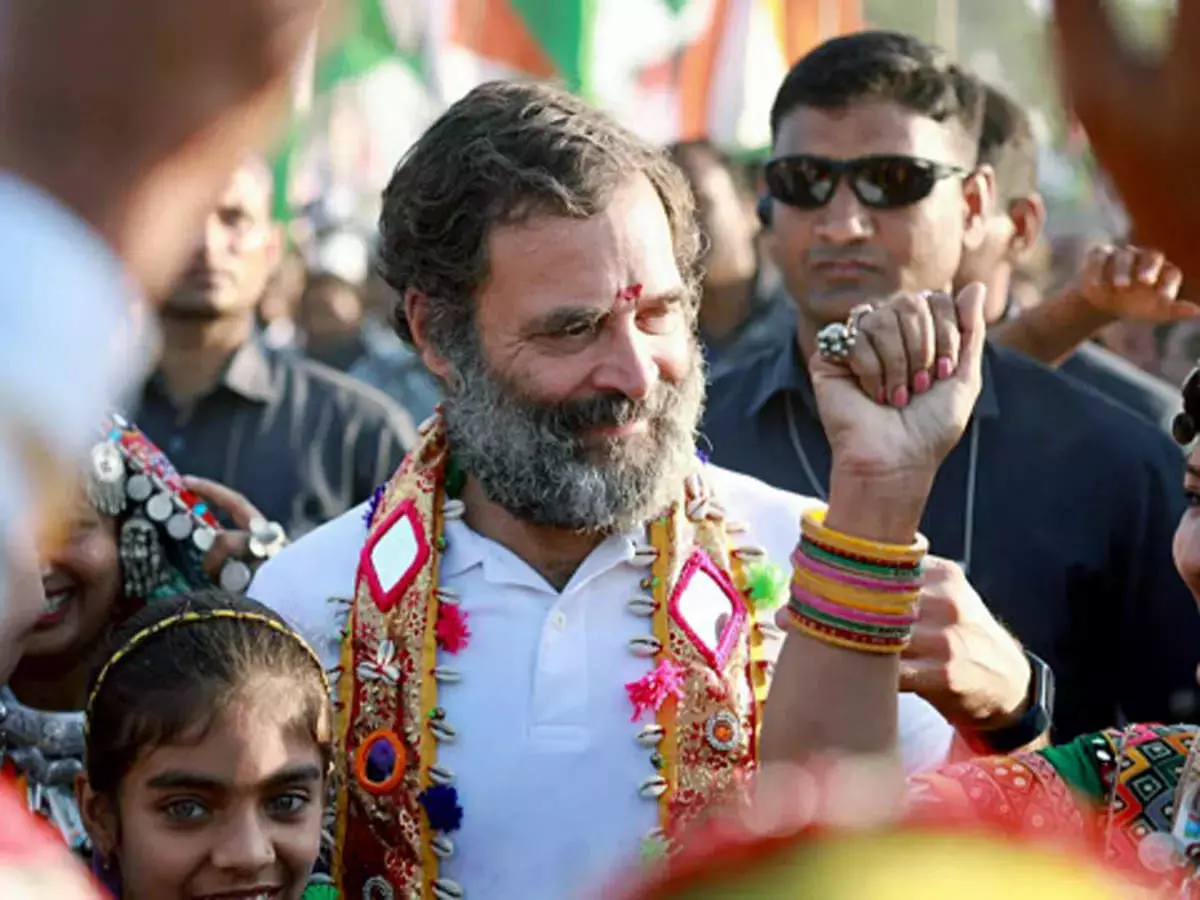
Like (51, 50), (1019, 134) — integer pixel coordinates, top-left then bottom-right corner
(508, 0), (600, 97)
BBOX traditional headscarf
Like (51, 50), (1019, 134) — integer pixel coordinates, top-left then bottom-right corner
(83, 414), (219, 601)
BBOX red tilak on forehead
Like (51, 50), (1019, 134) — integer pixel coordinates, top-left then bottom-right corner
(616, 284), (644, 302)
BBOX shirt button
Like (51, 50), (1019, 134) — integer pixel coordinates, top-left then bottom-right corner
(168, 435), (186, 455)
(550, 610), (568, 631)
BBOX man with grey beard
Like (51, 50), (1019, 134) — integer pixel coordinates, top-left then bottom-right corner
(249, 81), (964, 899)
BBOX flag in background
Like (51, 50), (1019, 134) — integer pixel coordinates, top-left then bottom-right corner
(275, 0), (862, 222)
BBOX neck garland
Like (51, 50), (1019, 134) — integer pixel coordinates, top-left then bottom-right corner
(330, 415), (782, 898)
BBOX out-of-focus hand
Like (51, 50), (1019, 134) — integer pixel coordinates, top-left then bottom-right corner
(0, 0), (329, 300)
(1070, 244), (1197, 323)
(181, 476), (285, 583)
(1053, 0), (1200, 277)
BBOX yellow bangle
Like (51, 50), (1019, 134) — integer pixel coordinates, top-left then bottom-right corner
(791, 567), (918, 615)
(802, 508), (928, 565)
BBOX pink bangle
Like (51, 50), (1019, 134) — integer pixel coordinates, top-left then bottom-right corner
(791, 583), (918, 629)
(792, 548), (917, 594)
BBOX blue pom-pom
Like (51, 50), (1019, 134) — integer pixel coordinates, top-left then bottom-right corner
(418, 784), (464, 833)
(364, 484), (386, 527)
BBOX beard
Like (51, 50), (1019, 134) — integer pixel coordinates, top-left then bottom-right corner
(441, 339), (706, 534)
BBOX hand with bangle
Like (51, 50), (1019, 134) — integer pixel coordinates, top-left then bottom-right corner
(788, 285), (989, 654)
(762, 286), (989, 764)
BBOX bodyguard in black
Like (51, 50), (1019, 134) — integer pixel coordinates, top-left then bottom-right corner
(705, 31), (1200, 740)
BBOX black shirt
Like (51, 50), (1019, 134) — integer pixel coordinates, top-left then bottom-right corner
(702, 338), (1200, 740)
(1061, 342), (1179, 435)
(134, 340), (417, 537)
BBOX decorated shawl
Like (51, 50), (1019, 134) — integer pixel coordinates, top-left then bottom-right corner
(329, 417), (775, 898)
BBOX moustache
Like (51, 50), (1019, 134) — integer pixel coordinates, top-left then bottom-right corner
(536, 389), (673, 435)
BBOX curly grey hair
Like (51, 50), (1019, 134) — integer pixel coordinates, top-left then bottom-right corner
(377, 80), (703, 353)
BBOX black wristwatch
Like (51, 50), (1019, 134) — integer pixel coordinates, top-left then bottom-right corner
(971, 650), (1056, 754)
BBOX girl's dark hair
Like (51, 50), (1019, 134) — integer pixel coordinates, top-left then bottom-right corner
(84, 587), (333, 797)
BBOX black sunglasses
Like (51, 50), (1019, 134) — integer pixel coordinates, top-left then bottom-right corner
(763, 154), (967, 211)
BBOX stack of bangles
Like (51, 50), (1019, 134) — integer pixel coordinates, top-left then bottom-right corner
(785, 508), (929, 654)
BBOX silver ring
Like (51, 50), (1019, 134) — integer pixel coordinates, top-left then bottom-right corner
(248, 520), (288, 560)
(816, 322), (855, 362)
(847, 303), (873, 333)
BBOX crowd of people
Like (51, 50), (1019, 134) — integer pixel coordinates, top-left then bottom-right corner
(7, 0), (1200, 897)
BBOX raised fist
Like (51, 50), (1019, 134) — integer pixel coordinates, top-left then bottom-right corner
(811, 284), (987, 483)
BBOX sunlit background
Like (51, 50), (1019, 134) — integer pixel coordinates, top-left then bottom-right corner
(278, 0), (1177, 246)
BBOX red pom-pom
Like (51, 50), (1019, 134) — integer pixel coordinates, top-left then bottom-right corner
(436, 603), (471, 654)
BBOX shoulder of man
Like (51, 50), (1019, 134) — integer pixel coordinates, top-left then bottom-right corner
(271, 347), (419, 446)
(249, 502), (369, 669)
(1060, 342), (1178, 432)
(0, 778), (103, 898)
(705, 463), (819, 581)
(986, 341), (1183, 474)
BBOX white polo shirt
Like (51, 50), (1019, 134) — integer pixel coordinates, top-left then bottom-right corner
(251, 464), (953, 899)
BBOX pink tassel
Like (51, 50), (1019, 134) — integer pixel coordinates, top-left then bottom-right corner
(625, 658), (686, 722)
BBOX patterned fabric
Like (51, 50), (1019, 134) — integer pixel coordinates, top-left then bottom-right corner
(1095, 724), (1194, 867)
(908, 723), (1199, 888)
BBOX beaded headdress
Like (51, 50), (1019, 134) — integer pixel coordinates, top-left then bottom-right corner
(84, 414), (220, 601)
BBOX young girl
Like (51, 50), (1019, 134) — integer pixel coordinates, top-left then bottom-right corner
(2, 415), (286, 853)
(78, 588), (333, 900)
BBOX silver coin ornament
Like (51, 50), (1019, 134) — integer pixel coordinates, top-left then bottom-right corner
(248, 518), (286, 560)
(125, 473), (154, 502)
(145, 492), (174, 523)
(248, 535), (269, 561)
(166, 512), (194, 541)
(219, 560), (252, 593)
(192, 526), (216, 554)
(86, 442), (127, 516)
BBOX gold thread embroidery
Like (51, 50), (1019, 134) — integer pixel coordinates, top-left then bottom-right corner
(339, 422), (760, 892)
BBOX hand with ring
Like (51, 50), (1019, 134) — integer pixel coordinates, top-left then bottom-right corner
(181, 476), (288, 593)
(815, 306), (866, 363)
(810, 284), (988, 484)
